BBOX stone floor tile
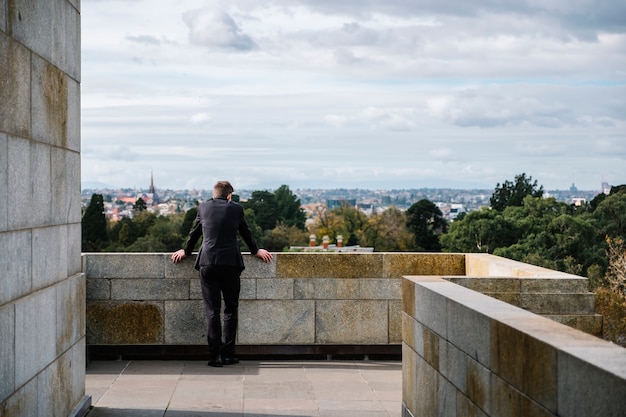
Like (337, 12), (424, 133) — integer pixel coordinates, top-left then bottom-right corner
(317, 399), (387, 412)
(244, 380), (315, 400)
(319, 411), (392, 417)
(368, 381), (403, 401)
(86, 360), (131, 374)
(245, 410), (320, 417)
(94, 375), (178, 410)
(168, 379), (244, 408)
(122, 360), (185, 375)
(244, 398), (319, 411)
(85, 360), (402, 417)
(310, 380), (377, 401)
(381, 400), (403, 417)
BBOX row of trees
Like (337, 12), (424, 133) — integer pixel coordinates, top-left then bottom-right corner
(445, 174), (626, 289)
(82, 183), (450, 254)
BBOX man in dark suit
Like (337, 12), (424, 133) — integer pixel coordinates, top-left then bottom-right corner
(171, 181), (273, 367)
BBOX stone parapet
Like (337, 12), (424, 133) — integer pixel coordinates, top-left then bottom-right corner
(84, 252), (417, 351)
(402, 276), (626, 417)
(84, 252), (601, 358)
(449, 256), (603, 336)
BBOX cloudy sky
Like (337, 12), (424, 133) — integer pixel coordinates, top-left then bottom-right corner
(81, 0), (626, 192)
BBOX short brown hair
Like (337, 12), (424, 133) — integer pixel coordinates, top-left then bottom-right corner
(213, 181), (234, 198)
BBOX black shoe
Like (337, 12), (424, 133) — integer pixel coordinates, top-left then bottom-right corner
(208, 355), (223, 367)
(222, 356), (239, 365)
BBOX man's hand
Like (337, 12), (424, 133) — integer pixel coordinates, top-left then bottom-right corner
(171, 249), (186, 263)
(255, 249), (273, 263)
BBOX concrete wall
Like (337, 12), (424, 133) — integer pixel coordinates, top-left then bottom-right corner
(0, 0), (88, 416)
(402, 275), (626, 417)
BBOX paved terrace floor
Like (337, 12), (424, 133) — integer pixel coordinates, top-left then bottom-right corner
(85, 360), (402, 417)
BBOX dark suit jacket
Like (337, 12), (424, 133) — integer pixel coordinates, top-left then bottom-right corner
(183, 197), (259, 271)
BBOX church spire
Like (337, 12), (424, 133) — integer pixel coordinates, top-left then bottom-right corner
(149, 171), (155, 194)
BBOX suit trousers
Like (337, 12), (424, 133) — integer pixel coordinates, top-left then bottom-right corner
(199, 265), (242, 357)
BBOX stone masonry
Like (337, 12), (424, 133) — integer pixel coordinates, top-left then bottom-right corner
(83, 252), (600, 354)
(0, 0), (89, 416)
(402, 275), (626, 417)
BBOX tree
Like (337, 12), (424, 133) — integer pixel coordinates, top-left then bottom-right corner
(441, 207), (517, 253)
(180, 206), (197, 236)
(406, 199), (447, 251)
(263, 223), (309, 251)
(443, 195), (605, 277)
(274, 185), (306, 230)
(307, 205), (345, 245)
(109, 217), (140, 247)
(133, 211), (157, 239)
(594, 237), (626, 347)
(594, 192), (626, 239)
(490, 173), (544, 211)
(126, 235), (167, 252)
(241, 208), (265, 249)
(147, 216), (184, 251)
(361, 207), (416, 251)
(134, 197), (147, 213)
(118, 222), (133, 246)
(243, 190), (278, 231)
(82, 193), (108, 251)
(332, 204), (368, 246)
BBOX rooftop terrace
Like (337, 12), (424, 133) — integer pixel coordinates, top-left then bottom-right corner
(86, 359), (402, 417)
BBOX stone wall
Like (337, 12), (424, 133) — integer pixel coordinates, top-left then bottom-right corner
(402, 275), (626, 417)
(0, 0), (88, 416)
(83, 252), (601, 357)
(83, 252), (464, 356)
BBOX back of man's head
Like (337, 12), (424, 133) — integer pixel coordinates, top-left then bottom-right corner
(213, 181), (234, 198)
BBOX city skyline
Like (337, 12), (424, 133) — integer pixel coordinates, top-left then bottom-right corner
(81, 0), (625, 191)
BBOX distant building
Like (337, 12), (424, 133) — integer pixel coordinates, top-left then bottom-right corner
(327, 199), (356, 210)
(148, 171), (158, 204)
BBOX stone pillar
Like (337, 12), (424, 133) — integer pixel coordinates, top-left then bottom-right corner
(336, 235), (343, 248)
(309, 234), (316, 247)
(0, 0), (89, 415)
(322, 235), (329, 250)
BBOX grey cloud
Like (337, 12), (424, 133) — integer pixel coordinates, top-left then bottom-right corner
(514, 141), (566, 157)
(272, 0), (625, 37)
(83, 146), (140, 162)
(183, 9), (257, 51)
(437, 92), (579, 128)
(593, 139), (626, 157)
(126, 34), (163, 45)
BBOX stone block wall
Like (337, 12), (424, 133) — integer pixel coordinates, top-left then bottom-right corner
(0, 0), (88, 416)
(402, 276), (626, 417)
(461, 254), (602, 336)
(83, 253), (465, 352)
(83, 252), (601, 356)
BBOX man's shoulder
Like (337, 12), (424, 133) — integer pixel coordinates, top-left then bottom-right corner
(200, 198), (241, 210)
(227, 201), (245, 214)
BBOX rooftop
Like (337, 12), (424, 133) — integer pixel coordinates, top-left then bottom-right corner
(86, 359), (402, 417)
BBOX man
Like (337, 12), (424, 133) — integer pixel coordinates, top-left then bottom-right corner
(172, 181), (273, 367)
